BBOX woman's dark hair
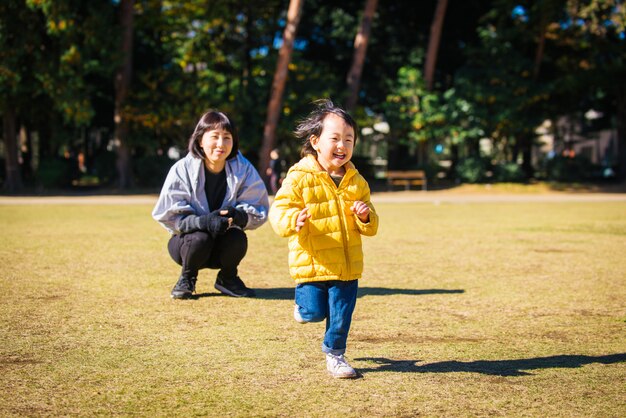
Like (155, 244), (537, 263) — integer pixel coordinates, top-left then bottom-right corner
(295, 99), (358, 158)
(188, 110), (239, 160)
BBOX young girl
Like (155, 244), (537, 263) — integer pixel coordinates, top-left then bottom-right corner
(269, 100), (378, 378)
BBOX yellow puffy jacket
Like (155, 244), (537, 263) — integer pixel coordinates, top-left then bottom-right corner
(269, 155), (378, 284)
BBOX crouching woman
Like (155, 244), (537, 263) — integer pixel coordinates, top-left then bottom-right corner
(152, 110), (269, 298)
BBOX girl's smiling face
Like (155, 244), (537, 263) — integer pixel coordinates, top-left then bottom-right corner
(311, 113), (355, 175)
(200, 128), (233, 171)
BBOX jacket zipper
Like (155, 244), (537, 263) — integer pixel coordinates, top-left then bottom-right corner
(330, 173), (352, 280)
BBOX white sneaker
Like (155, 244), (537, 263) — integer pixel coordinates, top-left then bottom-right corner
(293, 304), (306, 323)
(326, 353), (357, 378)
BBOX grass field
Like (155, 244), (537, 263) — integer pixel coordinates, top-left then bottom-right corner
(1, 199), (625, 416)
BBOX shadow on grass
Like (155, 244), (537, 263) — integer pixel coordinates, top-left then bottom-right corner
(189, 292), (223, 299)
(354, 353), (626, 376)
(252, 287), (465, 300)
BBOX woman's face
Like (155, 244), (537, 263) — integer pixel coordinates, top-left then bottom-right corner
(200, 128), (233, 168)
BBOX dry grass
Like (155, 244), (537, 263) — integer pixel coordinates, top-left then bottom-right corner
(0, 200), (625, 417)
(432, 181), (626, 194)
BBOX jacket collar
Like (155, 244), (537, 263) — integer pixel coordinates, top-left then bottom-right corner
(187, 152), (239, 192)
(296, 154), (357, 182)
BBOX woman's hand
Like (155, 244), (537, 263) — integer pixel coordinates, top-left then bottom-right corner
(203, 209), (231, 236)
(224, 206), (248, 228)
(350, 201), (370, 223)
(295, 207), (311, 232)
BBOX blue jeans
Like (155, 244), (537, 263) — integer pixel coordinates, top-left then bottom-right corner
(295, 280), (359, 355)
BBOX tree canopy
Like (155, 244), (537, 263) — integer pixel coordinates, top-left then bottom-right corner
(1, 0), (624, 191)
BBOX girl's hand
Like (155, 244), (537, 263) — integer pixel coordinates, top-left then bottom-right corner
(295, 207), (311, 232)
(351, 201), (370, 223)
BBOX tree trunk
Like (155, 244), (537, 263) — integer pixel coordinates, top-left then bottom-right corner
(242, 4), (252, 92)
(421, 0), (448, 173)
(449, 143), (459, 178)
(2, 108), (23, 192)
(417, 141), (427, 168)
(424, 0), (448, 91)
(258, 0), (305, 183)
(521, 7), (550, 179)
(617, 85), (626, 180)
(20, 124), (33, 181)
(533, 16), (547, 80)
(521, 133), (533, 179)
(345, 0), (378, 112)
(114, 0), (134, 189)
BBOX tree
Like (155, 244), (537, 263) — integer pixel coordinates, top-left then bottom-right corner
(2, 108), (22, 192)
(109, 0), (287, 189)
(442, 2), (571, 179)
(384, 61), (484, 175)
(114, 0), (134, 189)
(259, 0), (305, 183)
(556, 0), (626, 179)
(345, 0), (378, 112)
(0, 0), (36, 191)
(0, 0), (62, 191)
(384, 65), (444, 169)
(424, 0), (448, 91)
(21, 0), (118, 189)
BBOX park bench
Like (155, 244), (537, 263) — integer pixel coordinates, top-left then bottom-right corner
(386, 170), (427, 191)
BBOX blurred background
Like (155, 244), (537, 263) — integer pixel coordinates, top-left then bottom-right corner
(1, 0), (624, 192)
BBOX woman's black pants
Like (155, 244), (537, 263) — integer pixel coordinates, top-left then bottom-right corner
(167, 228), (248, 279)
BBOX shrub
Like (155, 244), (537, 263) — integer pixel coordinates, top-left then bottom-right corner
(545, 155), (596, 182)
(37, 157), (75, 189)
(456, 157), (488, 183)
(493, 162), (526, 182)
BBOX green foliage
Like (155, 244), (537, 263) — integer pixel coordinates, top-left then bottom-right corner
(454, 23), (549, 144)
(493, 161), (526, 182)
(126, 0), (287, 152)
(384, 47), (493, 147)
(26, 0), (117, 127)
(36, 157), (74, 188)
(455, 156), (489, 183)
(549, 1), (626, 162)
(3, 0), (626, 186)
(0, 0), (52, 120)
(385, 65), (445, 143)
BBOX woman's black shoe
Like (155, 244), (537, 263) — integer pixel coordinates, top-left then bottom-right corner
(214, 274), (256, 298)
(171, 276), (196, 299)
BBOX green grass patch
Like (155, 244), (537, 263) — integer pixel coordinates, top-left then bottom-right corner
(1, 201), (625, 416)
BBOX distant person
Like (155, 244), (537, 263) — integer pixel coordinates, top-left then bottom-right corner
(269, 99), (379, 378)
(153, 110), (269, 299)
(266, 148), (282, 194)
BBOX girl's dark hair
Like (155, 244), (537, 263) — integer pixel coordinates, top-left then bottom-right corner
(295, 99), (358, 158)
(188, 110), (239, 160)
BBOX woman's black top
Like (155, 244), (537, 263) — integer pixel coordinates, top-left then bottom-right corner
(204, 166), (227, 211)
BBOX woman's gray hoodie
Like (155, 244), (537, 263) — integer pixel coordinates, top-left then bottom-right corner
(152, 152), (269, 234)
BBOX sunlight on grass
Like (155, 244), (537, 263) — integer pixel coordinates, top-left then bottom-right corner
(1, 201), (624, 416)
(442, 181), (622, 194)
